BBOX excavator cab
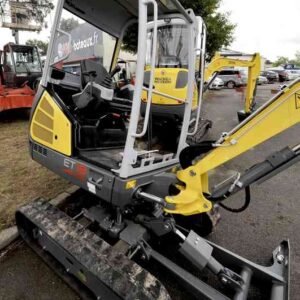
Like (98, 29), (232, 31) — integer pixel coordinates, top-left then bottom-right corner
(140, 17), (209, 135)
(30, 0), (205, 179)
(0, 43), (42, 89)
(142, 18), (201, 111)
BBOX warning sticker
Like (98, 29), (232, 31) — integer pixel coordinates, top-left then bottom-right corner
(155, 77), (172, 84)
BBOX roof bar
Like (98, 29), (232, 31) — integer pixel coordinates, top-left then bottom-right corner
(166, 0), (193, 23)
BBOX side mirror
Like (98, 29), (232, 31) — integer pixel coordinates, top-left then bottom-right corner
(51, 68), (65, 80)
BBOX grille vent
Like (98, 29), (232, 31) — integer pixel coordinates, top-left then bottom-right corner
(32, 97), (54, 145)
(33, 143), (48, 157)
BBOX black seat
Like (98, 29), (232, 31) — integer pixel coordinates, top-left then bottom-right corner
(81, 60), (111, 88)
(72, 60), (127, 150)
(72, 60), (114, 109)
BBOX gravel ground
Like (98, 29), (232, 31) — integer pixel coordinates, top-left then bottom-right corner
(0, 83), (299, 299)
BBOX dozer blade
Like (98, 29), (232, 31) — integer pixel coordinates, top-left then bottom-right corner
(207, 239), (290, 300)
(16, 199), (170, 300)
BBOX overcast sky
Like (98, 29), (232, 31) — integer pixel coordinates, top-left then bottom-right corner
(0, 0), (299, 61)
(219, 0), (300, 61)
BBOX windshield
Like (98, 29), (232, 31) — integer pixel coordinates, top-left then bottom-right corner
(146, 24), (189, 68)
(12, 46), (42, 73)
(50, 9), (117, 75)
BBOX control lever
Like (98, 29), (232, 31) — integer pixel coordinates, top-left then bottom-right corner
(110, 65), (121, 77)
(82, 70), (97, 100)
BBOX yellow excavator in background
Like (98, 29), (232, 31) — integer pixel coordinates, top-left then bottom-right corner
(141, 52), (261, 128)
(205, 52), (261, 121)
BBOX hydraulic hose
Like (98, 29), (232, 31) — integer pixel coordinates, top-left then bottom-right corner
(218, 186), (251, 213)
(208, 146), (298, 213)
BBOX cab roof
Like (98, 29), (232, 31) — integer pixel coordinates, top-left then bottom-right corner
(64, 0), (189, 37)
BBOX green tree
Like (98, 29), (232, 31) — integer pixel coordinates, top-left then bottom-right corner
(122, 0), (235, 60)
(60, 18), (80, 32)
(1, 0), (54, 29)
(26, 39), (49, 56)
(289, 51), (300, 66)
(273, 56), (290, 67)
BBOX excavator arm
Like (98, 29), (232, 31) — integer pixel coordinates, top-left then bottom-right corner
(205, 52), (261, 117)
(166, 78), (300, 215)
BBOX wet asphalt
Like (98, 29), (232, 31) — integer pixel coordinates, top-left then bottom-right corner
(0, 83), (299, 299)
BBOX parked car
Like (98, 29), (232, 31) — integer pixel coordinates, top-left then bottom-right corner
(257, 75), (268, 85)
(267, 68), (289, 82)
(286, 69), (300, 81)
(208, 76), (224, 90)
(217, 69), (246, 88)
(260, 70), (278, 83)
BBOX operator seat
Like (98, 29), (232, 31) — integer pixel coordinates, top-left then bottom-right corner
(72, 59), (114, 110)
(73, 60), (127, 149)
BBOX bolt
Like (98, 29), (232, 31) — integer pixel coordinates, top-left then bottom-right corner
(203, 204), (209, 209)
(141, 254), (146, 260)
(276, 254), (285, 263)
(164, 224), (170, 231)
(196, 237), (200, 241)
(42, 245), (46, 250)
(194, 241), (198, 245)
(39, 230), (43, 236)
(97, 296), (101, 300)
(221, 277), (228, 284)
(189, 170), (197, 177)
(66, 268), (70, 273)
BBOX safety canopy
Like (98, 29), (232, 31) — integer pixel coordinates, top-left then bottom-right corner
(64, 0), (190, 37)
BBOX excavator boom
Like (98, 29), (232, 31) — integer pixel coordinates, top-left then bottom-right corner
(166, 78), (300, 215)
(205, 52), (261, 119)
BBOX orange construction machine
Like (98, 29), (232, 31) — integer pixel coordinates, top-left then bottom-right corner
(0, 43), (42, 112)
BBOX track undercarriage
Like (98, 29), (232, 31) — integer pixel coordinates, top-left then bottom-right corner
(16, 191), (289, 300)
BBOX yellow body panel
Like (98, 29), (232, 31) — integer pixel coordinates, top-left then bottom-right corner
(166, 80), (300, 215)
(205, 53), (261, 113)
(30, 91), (72, 156)
(142, 68), (198, 109)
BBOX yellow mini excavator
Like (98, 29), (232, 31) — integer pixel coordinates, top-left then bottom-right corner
(205, 52), (261, 121)
(139, 51), (260, 147)
(140, 19), (212, 147)
(17, 1), (294, 299)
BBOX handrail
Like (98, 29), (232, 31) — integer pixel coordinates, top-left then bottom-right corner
(168, 0), (193, 23)
(132, 0), (158, 138)
(42, 0), (64, 87)
(142, 86), (185, 103)
(188, 19), (207, 135)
